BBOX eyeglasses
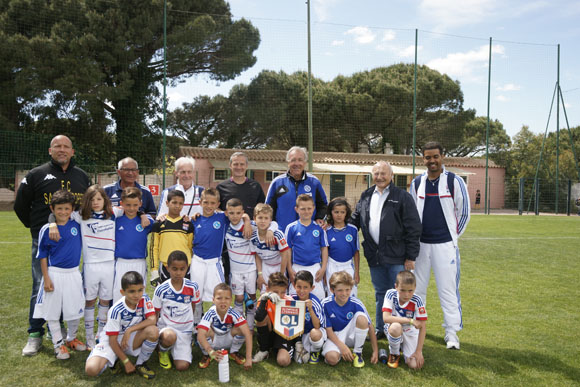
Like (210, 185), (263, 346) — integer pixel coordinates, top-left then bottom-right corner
(120, 168), (138, 172)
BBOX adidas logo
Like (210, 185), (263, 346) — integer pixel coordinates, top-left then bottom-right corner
(111, 193), (118, 198)
(330, 313), (336, 318)
(119, 226), (124, 230)
(331, 237), (336, 241)
(44, 174), (57, 181)
(197, 225), (202, 228)
(296, 232), (302, 236)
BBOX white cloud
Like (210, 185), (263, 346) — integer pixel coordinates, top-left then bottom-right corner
(426, 44), (505, 80)
(168, 92), (187, 103)
(345, 26), (376, 44)
(496, 83), (521, 92)
(564, 103), (572, 109)
(331, 40), (345, 46)
(313, 0), (339, 22)
(419, 0), (498, 30)
(397, 45), (422, 58)
(496, 95), (508, 102)
(382, 30), (396, 41)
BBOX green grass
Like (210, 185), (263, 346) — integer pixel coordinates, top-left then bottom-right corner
(1, 212), (579, 386)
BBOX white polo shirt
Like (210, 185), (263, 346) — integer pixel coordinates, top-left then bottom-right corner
(369, 186), (389, 245)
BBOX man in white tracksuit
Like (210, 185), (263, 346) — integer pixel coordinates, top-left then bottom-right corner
(410, 142), (470, 350)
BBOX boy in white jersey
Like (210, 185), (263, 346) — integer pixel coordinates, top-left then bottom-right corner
(85, 271), (159, 379)
(197, 283), (253, 370)
(34, 190), (86, 359)
(322, 271), (378, 368)
(153, 251), (201, 371)
(382, 270), (427, 369)
(251, 203), (290, 293)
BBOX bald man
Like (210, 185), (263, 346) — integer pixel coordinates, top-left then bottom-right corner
(14, 135), (90, 356)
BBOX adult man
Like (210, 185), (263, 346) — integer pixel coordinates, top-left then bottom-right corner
(265, 146), (327, 232)
(351, 161), (421, 338)
(157, 156), (204, 217)
(216, 152), (266, 217)
(104, 157), (156, 216)
(14, 135), (90, 356)
(410, 141), (470, 350)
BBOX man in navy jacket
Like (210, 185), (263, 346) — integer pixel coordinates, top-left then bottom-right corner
(351, 161), (421, 337)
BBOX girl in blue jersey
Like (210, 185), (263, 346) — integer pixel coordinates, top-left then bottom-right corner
(325, 198), (360, 297)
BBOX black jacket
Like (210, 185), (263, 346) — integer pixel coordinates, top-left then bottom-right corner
(351, 182), (422, 266)
(14, 159), (90, 238)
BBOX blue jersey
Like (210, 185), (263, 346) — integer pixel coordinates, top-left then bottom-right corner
(193, 212), (229, 259)
(36, 219), (82, 269)
(326, 224), (359, 263)
(291, 293), (325, 334)
(115, 214), (153, 259)
(104, 181), (157, 216)
(421, 180), (453, 243)
(285, 221), (328, 266)
(321, 295), (371, 332)
(197, 305), (247, 335)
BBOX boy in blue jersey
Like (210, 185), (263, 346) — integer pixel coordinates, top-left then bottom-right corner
(191, 188), (251, 326)
(112, 187), (154, 303)
(33, 190), (86, 360)
(85, 271), (159, 379)
(322, 271), (378, 368)
(285, 194), (328, 300)
(291, 270), (326, 365)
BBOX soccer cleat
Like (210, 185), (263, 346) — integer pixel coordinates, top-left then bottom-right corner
(229, 352), (245, 365)
(308, 351), (320, 364)
(353, 351), (365, 368)
(198, 355), (211, 369)
(55, 345), (70, 360)
(252, 350), (269, 363)
(67, 338), (87, 351)
(22, 333), (42, 356)
(159, 350), (172, 369)
(387, 353), (400, 369)
(445, 332), (460, 350)
(136, 362), (156, 379)
(111, 360), (124, 375)
(294, 341), (304, 363)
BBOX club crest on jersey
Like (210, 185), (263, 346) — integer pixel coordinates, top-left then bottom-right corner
(305, 311), (311, 321)
(345, 234), (353, 242)
(184, 296), (191, 303)
(346, 311), (354, 320)
(71, 227), (78, 236)
(213, 221), (221, 229)
(136, 224), (144, 232)
(182, 223), (189, 231)
(304, 185), (311, 193)
(312, 230), (320, 237)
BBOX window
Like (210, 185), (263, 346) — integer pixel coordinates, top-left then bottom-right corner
(214, 169), (229, 181)
(395, 175), (408, 189)
(266, 171), (281, 182)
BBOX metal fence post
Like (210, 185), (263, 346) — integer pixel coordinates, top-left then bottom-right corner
(566, 179), (571, 216)
(519, 177), (524, 215)
(534, 178), (540, 215)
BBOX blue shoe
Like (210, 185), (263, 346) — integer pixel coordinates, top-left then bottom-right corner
(308, 351), (320, 364)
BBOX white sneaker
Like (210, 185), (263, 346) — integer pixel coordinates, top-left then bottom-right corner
(55, 345), (70, 360)
(22, 335), (42, 356)
(294, 341), (304, 364)
(252, 350), (269, 363)
(445, 332), (460, 350)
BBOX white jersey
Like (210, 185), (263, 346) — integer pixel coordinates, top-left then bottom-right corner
(153, 279), (201, 333)
(72, 208), (123, 263)
(101, 294), (155, 342)
(197, 305), (247, 336)
(225, 221), (255, 273)
(250, 229), (289, 266)
(382, 289), (427, 334)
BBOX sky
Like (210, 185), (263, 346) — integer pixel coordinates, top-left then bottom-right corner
(166, 0), (580, 139)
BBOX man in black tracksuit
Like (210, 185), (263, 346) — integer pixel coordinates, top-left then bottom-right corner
(14, 135), (90, 356)
(351, 161), (421, 338)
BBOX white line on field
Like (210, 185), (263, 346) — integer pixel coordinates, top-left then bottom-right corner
(463, 236), (577, 240)
(0, 241), (29, 244)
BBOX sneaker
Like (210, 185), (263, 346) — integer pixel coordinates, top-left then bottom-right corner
(353, 351), (364, 368)
(198, 355), (211, 369)
(375, 330), (386, 340)
(159, 350), (172, 369)
(294, 341), (304, 364)
(229, 352), (245, 365)
(136, 362), (156, 379)
(55, 345), (70, 360)
(387, 353), (400, 368)
(86, 337), (96, 351)
(22, 333), (42, 356)
(67, 338), (87, 351)
(445, 332), (460, 350)
(252, 350), (269, 363)
(111, 360), (123, 375)
(308, 351), (320, 364)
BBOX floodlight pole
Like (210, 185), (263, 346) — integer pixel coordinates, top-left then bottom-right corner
(555, 44), (560, 213)
(162, 0), (167, 190)
(412, 29), (418, 176)
(485, 37), (492, 214)
(307, 0), (313, 172)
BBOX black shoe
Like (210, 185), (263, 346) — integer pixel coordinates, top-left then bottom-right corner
(375, 330), (386, 340)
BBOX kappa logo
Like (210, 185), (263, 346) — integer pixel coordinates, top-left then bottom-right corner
(213, 221), (221, 229)
(21, 177), (27, 184)
(345, 234), (353, 242)
(312, 230), (320, 237)
(43, 174), (57, 181)
(304, 185), (311, 193)
(70, 227), (78, 236)
(136, 224), (143, 232)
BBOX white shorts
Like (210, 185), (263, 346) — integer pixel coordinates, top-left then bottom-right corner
(209, 332), (234, 351)
(326, 257), (357, 297)
(302, 329), (327, 353)
(83, 261), (115, 301)
(259, 260), (282, 293)
(322, 311), (366, 357)
(113, 258), (147, 303)
(87, 331), (139, 368)
(33, 267), (84, 321)
(231, 270), (257, 296)
(190, 255), (225, 302)
(289, 263), (325, 300)
(159, 326), (192, 363)
(386, 324), (419, 360)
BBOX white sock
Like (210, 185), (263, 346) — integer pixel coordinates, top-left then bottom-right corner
(84, 306), (95, 340)
(234, 301), (244, 316)
(97, 304), (109, 337)
(311, 336), (324, 352)
(194, 303), (203, 326)
(354, 327), (368, 354)
(159, 343), (170, 352)
(48, 320), (63, 348)
(136, 339), (158, 365)
(66, 319), (80, 341)
(388, 332), (402, 355)
(231, 335), (245, 353)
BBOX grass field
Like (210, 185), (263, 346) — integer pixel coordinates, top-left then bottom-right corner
(1, 212), (579, 386)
